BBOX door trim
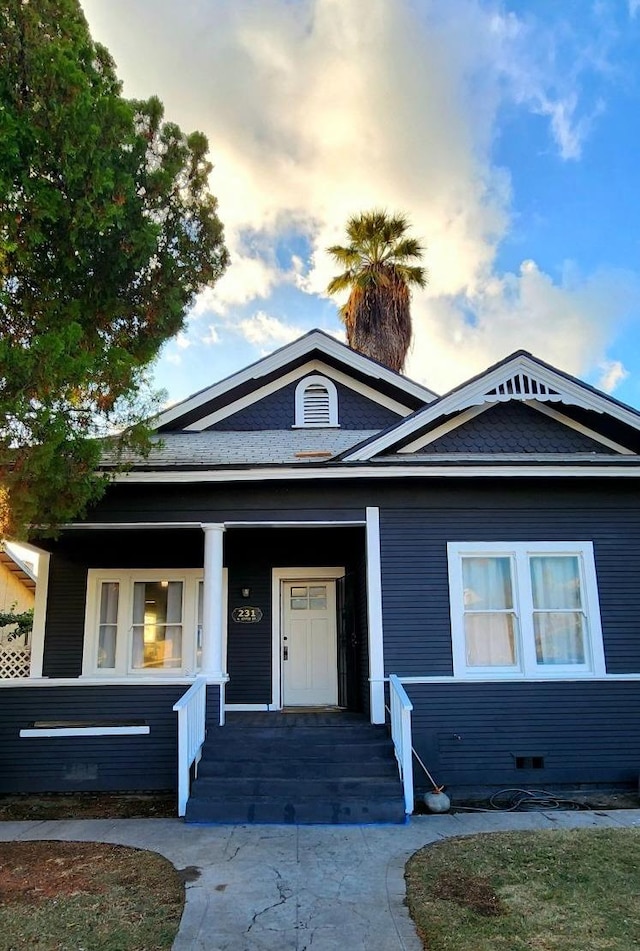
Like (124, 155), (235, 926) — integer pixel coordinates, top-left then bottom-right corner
(271, 567), (345, 710)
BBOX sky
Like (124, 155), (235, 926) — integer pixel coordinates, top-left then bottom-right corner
(80, 0), (640, 408)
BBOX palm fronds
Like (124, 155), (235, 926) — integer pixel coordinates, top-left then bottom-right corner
(326, 210), (427, 372)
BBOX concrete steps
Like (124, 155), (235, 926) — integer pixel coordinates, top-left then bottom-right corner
(185, 712), (406, 824)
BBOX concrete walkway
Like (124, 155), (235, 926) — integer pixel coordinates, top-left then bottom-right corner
(2, 809), (640, 950)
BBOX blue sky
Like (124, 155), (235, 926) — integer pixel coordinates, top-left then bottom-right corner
(81, 0), (640, 408)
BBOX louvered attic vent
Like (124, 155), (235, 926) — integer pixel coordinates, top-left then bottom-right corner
(304, 384), (331, 425)
(294, 375), (339, 428)
(485, 373), (561, 402)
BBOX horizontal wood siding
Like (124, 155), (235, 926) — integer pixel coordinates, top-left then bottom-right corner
(42, 555), (87, 678)
(406, 680), (640, 790)
(378, 482), (640, 676)
(0, 684), (218, 793)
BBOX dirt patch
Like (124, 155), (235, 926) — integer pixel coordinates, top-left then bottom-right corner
(0, 840), (184, 951)
(0, 791), (176, 821)
(0, 841), (111, 903)
(431, 870), (506, 917)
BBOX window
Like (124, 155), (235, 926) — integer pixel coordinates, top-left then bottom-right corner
(447, 542), (606, 678)
(294, 375), (339, 427)
(84, 570), (204, 677)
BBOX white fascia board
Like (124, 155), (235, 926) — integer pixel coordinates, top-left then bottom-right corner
(109, 462), (640, 484)
(155, 331), (436, 429)
(186, 359), (415, 431)
(344, 353), (640, 461)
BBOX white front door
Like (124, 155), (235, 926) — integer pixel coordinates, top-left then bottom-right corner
(282, 580), (338, 706)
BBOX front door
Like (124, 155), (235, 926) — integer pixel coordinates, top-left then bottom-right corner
(282, 580), (338, 706)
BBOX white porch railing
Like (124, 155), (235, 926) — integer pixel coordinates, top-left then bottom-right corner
(173, 675), (207, 817)
(388, 674), (414, 814)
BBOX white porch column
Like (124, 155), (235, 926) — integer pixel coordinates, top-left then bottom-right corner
(29, 549), (50, 679)
(366, 506), (385, 724)
(201, 523), (227, 681)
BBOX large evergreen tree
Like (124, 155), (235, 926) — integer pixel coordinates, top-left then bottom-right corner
(326, 210), (426, 372)
(0, 0), (229, 538)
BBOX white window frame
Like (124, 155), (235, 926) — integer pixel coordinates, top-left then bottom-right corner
(447, 541), (606, 680)
(83, 569), (204, 678)
(293, 375), (339, 428)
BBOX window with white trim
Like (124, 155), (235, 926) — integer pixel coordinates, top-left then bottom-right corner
(294, 375), (339, 428)
(84, 570), (204, 677)
(447, 542), (606, 679)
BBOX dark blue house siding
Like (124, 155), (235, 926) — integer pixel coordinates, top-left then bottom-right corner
(0, 684), (207, 793)
(378, 482), (640, 676)
(423, 401), (615, 453)
(405, 680), (640, 793)
(42, 555), (87, 678)
(209, 379), (402, 431)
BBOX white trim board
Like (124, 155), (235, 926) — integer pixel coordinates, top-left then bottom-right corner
(270, 567), (345, 711)
(110, 462), (640, 484)
(155, 330), (436, 429)
(20, 725), (150, 737)
(366, 507), (385, 724)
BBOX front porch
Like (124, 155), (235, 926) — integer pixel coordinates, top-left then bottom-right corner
(184, 709), (406, 824)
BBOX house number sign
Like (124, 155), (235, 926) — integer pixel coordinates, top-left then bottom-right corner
(232, 607), (263, 623)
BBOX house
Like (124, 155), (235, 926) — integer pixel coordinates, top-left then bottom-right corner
(0, 545), (36, 680)
(2, 329), (640, 821)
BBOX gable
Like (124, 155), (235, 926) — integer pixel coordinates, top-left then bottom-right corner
(342, 351), (640, 462)
(207, 376), (404, 431)
(404, 401), (618, 455)
(154, 330), (435, 433)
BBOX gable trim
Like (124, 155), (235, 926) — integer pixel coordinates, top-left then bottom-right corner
(397, 400), (633, 455)
(398, 404), (487, 453)
(183, 359), (414, 430)
(343, 353), (640, 461)
(155, 330), (436, 430)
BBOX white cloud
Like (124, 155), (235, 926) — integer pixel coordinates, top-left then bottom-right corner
(234, 311), (306, 348)
(175, 333), (191, 350)
(201, 325), (221, 346)
(80, 0), (635, 394)
(597, 360), (629, 393)
(407, 261), (640, 393)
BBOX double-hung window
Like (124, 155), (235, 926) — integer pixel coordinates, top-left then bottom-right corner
(84, 570), (204, 677)
(447, 542), (606, 679)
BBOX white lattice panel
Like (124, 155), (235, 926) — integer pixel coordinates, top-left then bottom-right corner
(0, 647), (30, 678)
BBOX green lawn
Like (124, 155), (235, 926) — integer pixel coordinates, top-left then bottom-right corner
(405, 828), (640, 951)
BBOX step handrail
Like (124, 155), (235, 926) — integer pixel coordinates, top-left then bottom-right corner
(173, 675), (207, 817)
(388, 674), (414, 814)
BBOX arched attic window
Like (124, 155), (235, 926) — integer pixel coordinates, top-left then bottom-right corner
(294, 375), (339, 428)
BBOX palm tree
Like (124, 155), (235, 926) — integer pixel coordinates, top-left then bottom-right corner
(326, 210), (427, 372)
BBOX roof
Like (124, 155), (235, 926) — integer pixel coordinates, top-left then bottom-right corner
(101, 430), (379, 469)
(97, 338), (640, 480)
(0, 547), (37, 593)
(340, 351), (640, 461)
